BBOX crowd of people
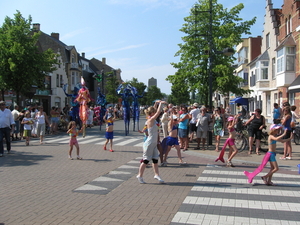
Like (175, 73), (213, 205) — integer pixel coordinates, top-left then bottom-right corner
(0, 99), (297, 186)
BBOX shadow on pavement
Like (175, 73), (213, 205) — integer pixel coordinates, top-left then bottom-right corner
(0, 152), (53, 167)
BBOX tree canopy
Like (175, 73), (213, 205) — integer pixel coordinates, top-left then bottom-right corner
(0, 11), (57, 104)
(167, 0), (256, 106)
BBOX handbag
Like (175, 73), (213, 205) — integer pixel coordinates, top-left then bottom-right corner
(219, 130), (224, 137)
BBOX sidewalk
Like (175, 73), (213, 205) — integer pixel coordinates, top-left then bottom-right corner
(184, 131), (300, 172)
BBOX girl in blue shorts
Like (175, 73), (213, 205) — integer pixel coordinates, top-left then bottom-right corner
(103, 110), (116, 152)
(161, 114), (186, 166)
(244, 124), (293, 185)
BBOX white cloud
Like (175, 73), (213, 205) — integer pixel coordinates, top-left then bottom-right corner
(60, 27), (91, 41)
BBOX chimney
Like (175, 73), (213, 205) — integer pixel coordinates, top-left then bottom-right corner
(32, 23), (40, 31)
(82, 52), (85, 58)
(102, 57), (106, 65)
(51, 33), (60, 40)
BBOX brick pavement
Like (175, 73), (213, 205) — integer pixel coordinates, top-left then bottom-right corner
(0, 120), (299, 225)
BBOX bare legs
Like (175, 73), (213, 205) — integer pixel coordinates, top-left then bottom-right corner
(215, 135), (221, 152)
(261, 161), (278, 185)
(283, 140), (292, 159)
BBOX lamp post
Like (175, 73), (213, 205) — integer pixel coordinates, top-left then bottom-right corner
(207, 0), (234, 110)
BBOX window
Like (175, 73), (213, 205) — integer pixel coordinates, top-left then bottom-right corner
(266, 94), (271, 116)
(277, 48), (284, 73)
(260, 61), (269, 80)
(266, 33), (270, 48)
(71, 54), (75, 63)
(56, 74), (59, 87)
(272, 58), (276, 79)
(289, 92), (295, 105)
(274, 93), (278, 104)
(286, 47), (295, 71)
(71, 72), (75, 85)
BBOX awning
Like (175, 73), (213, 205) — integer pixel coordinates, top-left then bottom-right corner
(230, 97), (248, 105)
(288, 75), (300, 93)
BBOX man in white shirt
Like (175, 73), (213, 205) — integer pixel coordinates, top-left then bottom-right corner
(189, 103), (200, 142)
(0, 101), (15, 156)
(11, 105), (20, 140)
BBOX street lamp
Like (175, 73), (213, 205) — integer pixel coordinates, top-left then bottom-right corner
(207, 0), (234, 110)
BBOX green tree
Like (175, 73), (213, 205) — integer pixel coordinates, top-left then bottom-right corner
(105, 72), (120, 104)
(146, 86), (163, 105)
(167, 78), (190, 105)
(0, 11), (57, 105)
(167, 0), (256, 106)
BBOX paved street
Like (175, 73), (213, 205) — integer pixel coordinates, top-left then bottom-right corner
(0, 116), (299, 225)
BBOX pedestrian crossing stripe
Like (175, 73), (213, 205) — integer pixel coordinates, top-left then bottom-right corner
(30, 135), (144, 147)
(73, 157), (140, 195)
(74, 184), (107, 191)
(171, 165), (300, 225)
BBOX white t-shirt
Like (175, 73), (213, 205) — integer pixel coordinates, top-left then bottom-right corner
(189, 108), (200, 124)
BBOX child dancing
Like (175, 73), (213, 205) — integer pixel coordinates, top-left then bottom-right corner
(103, 110), (116, 152)
(161, 114), (186, 166)
(244, 124), (293, 185)
(215, 116), (239, 167)
(67, 121), (84, 160)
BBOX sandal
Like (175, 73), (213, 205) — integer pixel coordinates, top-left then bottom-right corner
(248, 150), (253, 155)
(280, 157), (286, 160)
(256, 152), (261, 155)
(261, 177), (268, 185)
(77, 156), (82, 160)
(267, 182), (276, 186)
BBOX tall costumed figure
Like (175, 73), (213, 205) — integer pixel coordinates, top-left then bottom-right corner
(96, 87), (107, 130)
(62, 83), (81, 126)
(75, 77), (91, 137)
(131, 86), (144, 132)
(117, 83), (131, 136)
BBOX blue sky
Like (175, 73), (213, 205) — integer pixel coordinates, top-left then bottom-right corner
(0, 0), (282, 95)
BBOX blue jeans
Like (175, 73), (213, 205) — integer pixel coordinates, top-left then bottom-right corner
(0, 127), (11, 154)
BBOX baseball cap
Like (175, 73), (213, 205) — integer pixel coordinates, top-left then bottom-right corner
(270, 124), (282, 130)
(227, 116), (234, 122)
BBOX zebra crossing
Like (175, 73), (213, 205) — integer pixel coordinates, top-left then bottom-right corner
(30, 135), (144, 147)
(73, 157), (142, 195)
(171, 165), (300, 225)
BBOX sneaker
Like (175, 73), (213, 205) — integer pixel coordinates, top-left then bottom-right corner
(103, 146), (107, 150)
(136, 176), (146, 184)
(286, 157), (292, 160)
(109, 149), (114, 152)
(160, 162), (167, 167)
(154, 175), (164, 183)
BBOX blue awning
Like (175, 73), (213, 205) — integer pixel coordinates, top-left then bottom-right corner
(230, 97), (248, 105)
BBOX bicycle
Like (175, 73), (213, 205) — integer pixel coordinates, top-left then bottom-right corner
(235, 125), (249, 152)
(293, 123), (300, 145)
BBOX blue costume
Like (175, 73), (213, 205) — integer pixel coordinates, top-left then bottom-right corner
(131, 86), (144, 132)
(117, 84), (131, 136)
(62, 84), (81, 126)
(96, 87), (107, 130)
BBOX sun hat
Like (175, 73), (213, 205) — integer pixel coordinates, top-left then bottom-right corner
(270, 124), (282, 130)
(193, 103), (199, 108)
(227, 116), (234, 122)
